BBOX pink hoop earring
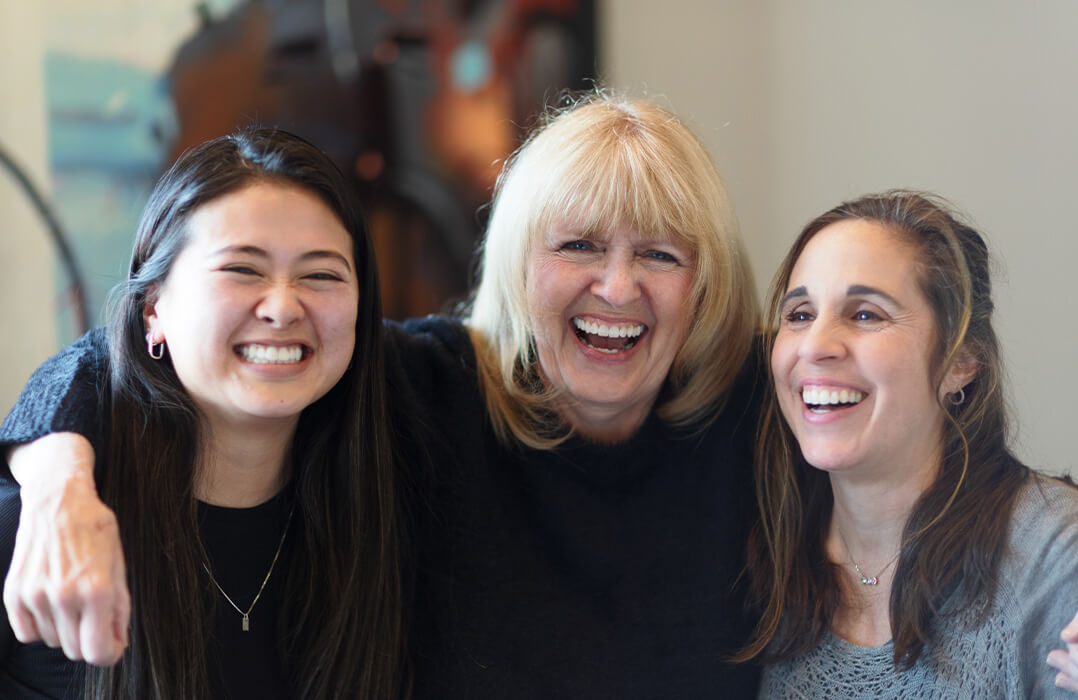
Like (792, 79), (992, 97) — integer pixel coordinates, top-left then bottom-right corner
(146, 333), (165, 360)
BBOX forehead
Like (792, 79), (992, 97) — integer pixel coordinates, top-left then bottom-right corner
(789, 219), (920, 295)
(183, 182), (353, 256)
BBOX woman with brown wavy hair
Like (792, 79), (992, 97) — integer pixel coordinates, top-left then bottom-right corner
(741, 190), (1078, 697)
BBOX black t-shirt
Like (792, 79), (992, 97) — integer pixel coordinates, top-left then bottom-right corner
(0, 477), (295, 700)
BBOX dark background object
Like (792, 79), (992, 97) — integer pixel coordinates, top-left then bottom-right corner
(168, 0), (597, 318)
(0, 143), (90, 336)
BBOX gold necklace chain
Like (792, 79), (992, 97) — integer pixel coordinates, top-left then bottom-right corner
(836, 524), (900, 586)
(202, 504), (295, 631)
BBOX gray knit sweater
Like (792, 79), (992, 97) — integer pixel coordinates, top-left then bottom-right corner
(760, 475), (1078, 699)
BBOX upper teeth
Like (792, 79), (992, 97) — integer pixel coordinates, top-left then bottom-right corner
(239, 344), (304, 364)
(573, 318), (645, 338)
(802, 387), (864, 405)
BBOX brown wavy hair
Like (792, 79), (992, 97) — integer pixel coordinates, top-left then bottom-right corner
(737, 190), (1029, 668)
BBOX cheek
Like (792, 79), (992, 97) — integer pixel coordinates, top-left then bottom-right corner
(770, 332), (796, 384)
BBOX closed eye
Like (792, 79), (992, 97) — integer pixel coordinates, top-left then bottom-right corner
(221, 265), (258, 275)
(304, 271), (345, 281)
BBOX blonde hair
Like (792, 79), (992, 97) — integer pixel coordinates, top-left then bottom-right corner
(464, 93), (759, 448)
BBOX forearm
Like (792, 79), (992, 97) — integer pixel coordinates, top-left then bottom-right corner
(8, 433), (96, 492)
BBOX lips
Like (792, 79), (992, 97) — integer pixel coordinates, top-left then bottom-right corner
(572, 317), (647, 354)
(235, 343), (309, 364)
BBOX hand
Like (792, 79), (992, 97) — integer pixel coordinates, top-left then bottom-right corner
(1048, 610), (1078, 692)
(2, 433), (129, 665)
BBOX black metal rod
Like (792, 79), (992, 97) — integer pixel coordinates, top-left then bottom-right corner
(0, 142), (90, 335)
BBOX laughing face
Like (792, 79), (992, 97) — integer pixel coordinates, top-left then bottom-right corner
(525, 220), (696, 441)
(145, 182), (359, 433)
(771, 219), (959, 481)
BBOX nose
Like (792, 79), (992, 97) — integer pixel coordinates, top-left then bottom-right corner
(798, 316), (847, 363)
(591, 254), (641, 308)
(256, 283), (305, 328)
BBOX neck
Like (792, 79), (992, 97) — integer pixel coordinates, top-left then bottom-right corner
(828, 437), (942, 558)
(556, 399), (651, 444)
(196, 417), (297, 507)
(825, 451), (941, 646)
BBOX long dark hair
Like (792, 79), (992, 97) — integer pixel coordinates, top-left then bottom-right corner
(738, 190), (1029, 668)
(89, 128), (407, 697)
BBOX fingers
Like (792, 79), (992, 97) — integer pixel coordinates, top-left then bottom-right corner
(3, 561), (41, 643)
(1049, 644), (1078, 693)
(1063, 611), (1078, 643)
(78, 549), (129, 665)
(80, 596), (125, 665)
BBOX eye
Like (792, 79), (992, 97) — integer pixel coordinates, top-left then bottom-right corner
(561, 240), (597, 252)
(644, 249), (680, 264)
(304, 271), (345, 282)
(784, 310), (815, 323)
(851, 309), (883, 322)
(221, 265), (258, 275)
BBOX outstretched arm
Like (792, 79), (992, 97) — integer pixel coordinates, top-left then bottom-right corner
(1048, 612), (1078, 692)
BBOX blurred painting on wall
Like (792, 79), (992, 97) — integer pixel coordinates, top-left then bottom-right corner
(43, 0), (597, 334)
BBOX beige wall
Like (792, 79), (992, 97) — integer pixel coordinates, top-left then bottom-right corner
(0, 3), (54, 417)
(603, 0), (1078, 477)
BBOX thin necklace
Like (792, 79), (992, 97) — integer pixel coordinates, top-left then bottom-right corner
(202, 504), (295, 631)
(836, 524), (900, 586)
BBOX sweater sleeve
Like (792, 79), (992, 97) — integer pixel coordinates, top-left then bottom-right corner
(1012, 476), (1078, 699)
(0, 328), (110, 475)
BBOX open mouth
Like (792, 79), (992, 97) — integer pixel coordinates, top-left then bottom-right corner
(801, 386), (866, 414)
(572, 317), (646, 354)
(235, 343), (310, 365)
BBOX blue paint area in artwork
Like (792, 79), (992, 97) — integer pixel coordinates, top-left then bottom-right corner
(45, 51), (176, 341)
(450, 40), (492, 93)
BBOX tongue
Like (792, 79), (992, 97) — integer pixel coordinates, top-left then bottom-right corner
(586, 332), (626, 351)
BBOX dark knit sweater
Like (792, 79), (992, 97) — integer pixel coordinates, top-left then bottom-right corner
(1, 318), (762, 698)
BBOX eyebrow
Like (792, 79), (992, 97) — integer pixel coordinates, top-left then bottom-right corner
(212, 245), (353, 272)
(780, 284), (902, 307)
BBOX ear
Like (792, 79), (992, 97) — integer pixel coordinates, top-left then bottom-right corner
(940, 345), (978, 399)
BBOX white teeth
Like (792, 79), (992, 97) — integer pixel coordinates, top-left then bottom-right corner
(802, 387), (864, 406)
(238, 344), (304, 364)
(572, 317), (644, 338)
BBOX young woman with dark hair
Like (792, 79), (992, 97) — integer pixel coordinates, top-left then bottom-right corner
(0, 127), (407, 698)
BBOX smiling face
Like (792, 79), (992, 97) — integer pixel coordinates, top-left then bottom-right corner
(525, 220), (696, 440)
(145, 181), (359, 433)
(771, 219), (960, 482)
